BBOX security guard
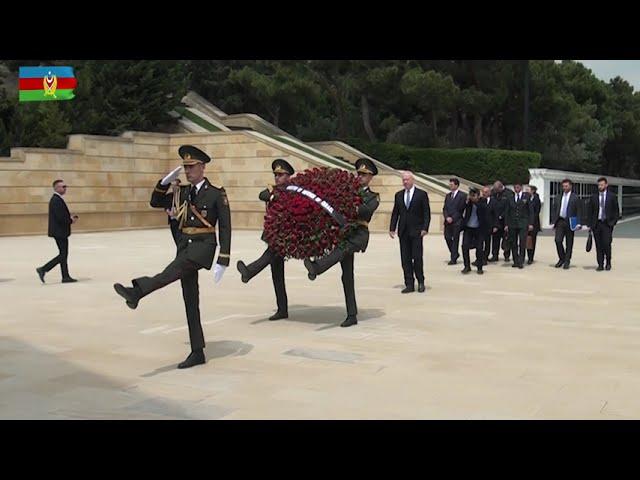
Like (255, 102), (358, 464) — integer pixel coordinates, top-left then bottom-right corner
(304, 158), (380, 327)
(237, 159), (294, 321)
(113, 145), (231, 369)
(505, 181), (533, 269)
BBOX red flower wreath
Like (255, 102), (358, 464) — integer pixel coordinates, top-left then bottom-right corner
(263, 167), (363, 259)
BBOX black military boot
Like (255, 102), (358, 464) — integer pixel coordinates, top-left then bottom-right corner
(237, 260), (251, 283)
(113, 283), (141, 309)
(269, 311), (288, 321)
(304, 258), (318, 281)
(341, 316), (358, 327)
(178, 349), (205, 369)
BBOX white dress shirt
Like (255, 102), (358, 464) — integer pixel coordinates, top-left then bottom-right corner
(560, 192), (570, 218)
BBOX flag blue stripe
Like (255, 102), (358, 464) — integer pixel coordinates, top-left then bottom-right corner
(19, 66), (75, 79)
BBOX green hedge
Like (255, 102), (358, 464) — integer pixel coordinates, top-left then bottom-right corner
(348, 139), (541, 185)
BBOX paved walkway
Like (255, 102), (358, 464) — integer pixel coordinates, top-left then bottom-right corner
(0, 228), (639, 419)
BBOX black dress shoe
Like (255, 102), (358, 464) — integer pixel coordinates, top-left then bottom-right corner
(504, 255), (510, 262)
(605, 263), (611, 271)
(62, 277), (78, 283)
(177, 350), (205, 369)
(518, 264), (524, 269)
(527, 259), (533, 265)
(340, 316), (358, 327)
(511, 263), (519, 268)
(563, 262), (570, 270)
(596, 265), (604, 271)
(418, 283), (425, 293)
(555, 260), (564, 268)
(477, 269), (484, 275)
(472, 260), (479, 267)
(401, 287), (415, 293)
(113, 283), (140, 309)
(304, 258), (317, 281)
(461, 267), (471, 274)
(237, 261), (250, 283)
(268, 311), (288, 321)
(36, 267), (45, 284)
(447, 260), (457, 265)
(488, 257), (498, 262)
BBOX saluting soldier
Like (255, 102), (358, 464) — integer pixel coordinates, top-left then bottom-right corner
(237, 159), (294, 321)
(113, 145), (231, 369)
(303, 158), (380, 327)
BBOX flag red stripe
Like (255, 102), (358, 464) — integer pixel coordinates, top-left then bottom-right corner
(19, 77), (77, 91)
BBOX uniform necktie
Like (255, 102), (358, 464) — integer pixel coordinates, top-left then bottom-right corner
(189, 185), (198, 204)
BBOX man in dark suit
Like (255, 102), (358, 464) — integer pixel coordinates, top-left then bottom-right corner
(505, 182), (534, 269)
(237, 159), (294, 320)
(304, 158), (380, 327)
(587, 177), (620, 271)
(389, 171), (431, 293)
(526, 185), (542, 264)
(461, 188), (490, 275)
(113, 145), (232, 369)
(489, 181), (512, 262)
(479, 186), (494, 266)
(442, 178), (467, 265)
(36, 179), (78, 283)
(552, 178), (584, 270)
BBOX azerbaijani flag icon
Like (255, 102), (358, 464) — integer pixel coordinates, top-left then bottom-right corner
(19, 66), (77, 102)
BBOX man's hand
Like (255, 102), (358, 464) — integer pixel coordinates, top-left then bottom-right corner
(420, 230), (428, 238)
(446, 217), (453, 224)
(528, 225), (533, 231)
(161, 166), (183, 186)
(492, 227), (498, 233)
(71, 215), (79, 224)
(389, 231), (396, 239)
(213, 264), (226, 284)
(576, 224), (582, 230)
(504, 226), (509, 232)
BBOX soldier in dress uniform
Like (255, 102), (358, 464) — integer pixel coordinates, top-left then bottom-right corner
(303, 158), (380, 327)
(237, 159), (294, 321)
(113, 145), (231, 369)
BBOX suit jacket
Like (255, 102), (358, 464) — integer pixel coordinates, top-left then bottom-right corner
(442, 190), (467, 225)
(462, 200), (491, 235)
(48, 194), (72, 239)
(588, 189), (620, 228)
(346, 187), (380, 253)
(483, 196), (496, 232)
(530, 193), (542, 233)
(505, 192), (534, 229)
(552, 191), (583, 227)
(390, 187), (431, 238)
(490, 190), (511, 228)
(151, 177), (232, 268)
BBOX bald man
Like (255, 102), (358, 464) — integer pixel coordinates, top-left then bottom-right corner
(390, 171), (431, 293)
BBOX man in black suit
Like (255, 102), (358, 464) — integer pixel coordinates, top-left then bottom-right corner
(442, 178), (467, 265)
(489, 181), (512, 262)
(587, 177), (620, 271)
(461, 188), (490, 275)
(552, 178), (583, 270)
(389, 171), (431, 293)
(36, 179), (78, 284)
(526, 185), (542, 264)
(479, 186), (494, 266)
(505, 182), (534, 269)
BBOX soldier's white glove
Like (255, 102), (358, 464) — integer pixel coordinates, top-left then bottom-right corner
(213, 264), (226, 284)
(161, 166), (183, 186)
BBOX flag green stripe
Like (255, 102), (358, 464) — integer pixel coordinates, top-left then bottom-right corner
(19, 89), (75, 102)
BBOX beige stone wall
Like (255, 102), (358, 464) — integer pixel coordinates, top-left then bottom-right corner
(0, 131), (446, 236)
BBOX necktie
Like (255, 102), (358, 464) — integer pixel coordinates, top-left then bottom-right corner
(405, 190), (410, 208)
(189, 185), (198, 204)
(600, 192), (605, 220)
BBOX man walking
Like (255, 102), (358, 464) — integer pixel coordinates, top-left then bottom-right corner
(587, 177), (620, 271)
(442, 178), (466, 265)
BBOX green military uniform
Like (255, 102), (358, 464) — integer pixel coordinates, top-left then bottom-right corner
(505, 190), (533, 268)
(237, 159), (293, 320)
(114, 145), (231, 367)
(304, 158), (380, 327)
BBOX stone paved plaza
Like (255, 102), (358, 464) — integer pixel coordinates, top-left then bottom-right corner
(1, 225), (639, 419)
